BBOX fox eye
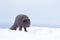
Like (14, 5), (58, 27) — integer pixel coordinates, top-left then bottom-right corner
(23, 20), (26, 23)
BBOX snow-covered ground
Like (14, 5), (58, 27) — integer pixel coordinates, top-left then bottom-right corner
(0, 26), (60, 40)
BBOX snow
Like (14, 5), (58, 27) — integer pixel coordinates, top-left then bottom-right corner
(0, 26), (60, 40)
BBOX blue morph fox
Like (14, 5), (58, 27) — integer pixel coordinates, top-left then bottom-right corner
(10, 14), (31, 32)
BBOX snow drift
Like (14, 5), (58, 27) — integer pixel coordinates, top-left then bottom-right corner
(0, 26), (60, 40)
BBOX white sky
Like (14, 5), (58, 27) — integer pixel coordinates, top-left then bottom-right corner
(0, 0), (60, 27)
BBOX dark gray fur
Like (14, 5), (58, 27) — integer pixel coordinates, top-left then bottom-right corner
(10, 14), (31, 32)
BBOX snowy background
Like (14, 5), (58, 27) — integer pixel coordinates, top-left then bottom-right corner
(0, 0), (60, 28)
(0, 26), (60, 40)
(0, 0), (60, 40)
